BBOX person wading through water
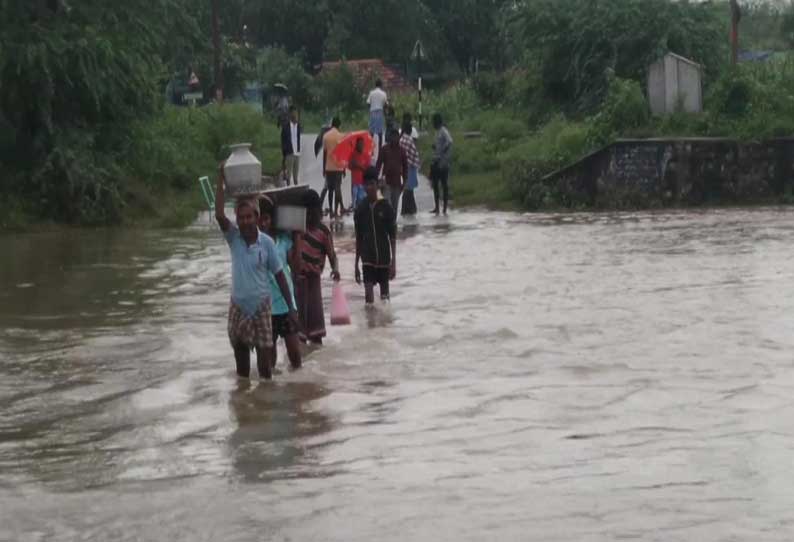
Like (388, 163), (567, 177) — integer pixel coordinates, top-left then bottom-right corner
(295, 190), (341, 344)
(215, 165), (298, 380)
(258, 198), (302, 370)
(355, 167), (397, 304)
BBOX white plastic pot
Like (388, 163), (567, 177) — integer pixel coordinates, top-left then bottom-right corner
(223, 143), (262, 196)
(276, 205), (307, 232)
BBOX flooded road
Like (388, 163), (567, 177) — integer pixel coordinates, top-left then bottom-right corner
(3, 155), (794, 539)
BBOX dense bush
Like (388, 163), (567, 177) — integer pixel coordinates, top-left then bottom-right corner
(472, 72), (509, 106)
(452, 138), (503, 175)
(126, 103), (279, 193)
(586, 75), (650, 146)
(256, 47), (315, 109)
(480, 115), (526, 142)
(0, 1), (186, 224)
(499, 78), (647, 210)
(500, 117), (591, 208)
(503, 63), (550, 124)
(705, 60), (794, 139)
(315, 63), (364, 114)
(391, 82), (479, 129)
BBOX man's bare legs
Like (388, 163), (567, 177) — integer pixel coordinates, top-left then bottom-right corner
(233, 344), (273, 379)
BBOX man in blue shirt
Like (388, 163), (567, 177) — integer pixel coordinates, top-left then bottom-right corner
(215, 166), (297, 380)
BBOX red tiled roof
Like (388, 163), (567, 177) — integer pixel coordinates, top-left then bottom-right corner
(319, 59), (412, 91)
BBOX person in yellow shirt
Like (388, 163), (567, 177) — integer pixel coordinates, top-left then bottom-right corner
(322, 117), (346, 218)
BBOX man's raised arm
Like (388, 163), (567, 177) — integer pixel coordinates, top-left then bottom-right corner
(215, 163), (231, 231)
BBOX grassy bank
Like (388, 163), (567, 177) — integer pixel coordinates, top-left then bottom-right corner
(1, 103), (284, 232)
(448, 173), (516, 211)
(406, 61), (794, 212)
(414, 126), (517, 211)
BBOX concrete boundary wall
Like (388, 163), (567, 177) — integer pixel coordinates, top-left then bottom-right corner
(542, 138), (794, 208)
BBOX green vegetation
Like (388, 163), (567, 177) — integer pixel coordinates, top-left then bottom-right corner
(406, 56), (794, 211)
(4, 0), (794, 228)
(123, 104), (281, 227)
(402, 0), (794, 211)
(0, 1), (282, 229)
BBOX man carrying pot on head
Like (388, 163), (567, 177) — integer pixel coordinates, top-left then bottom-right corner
(215, 164), (298, 380)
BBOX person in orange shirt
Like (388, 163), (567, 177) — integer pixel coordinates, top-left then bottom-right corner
(322, 117), (346, 218)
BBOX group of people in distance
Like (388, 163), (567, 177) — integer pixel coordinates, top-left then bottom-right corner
(217, 79), (453, 380)
(282, 79), (454, 218)
(363, 79), (454, 216)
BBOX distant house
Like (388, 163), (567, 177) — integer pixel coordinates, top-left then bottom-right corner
(318, 59), (411, 91)
(647, 53), (703, 115)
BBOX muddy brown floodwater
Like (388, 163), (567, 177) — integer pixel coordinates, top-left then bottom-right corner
(3, 146), (794, 540)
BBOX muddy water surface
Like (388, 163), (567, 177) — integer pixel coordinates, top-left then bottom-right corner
(3, 178), (794, 540)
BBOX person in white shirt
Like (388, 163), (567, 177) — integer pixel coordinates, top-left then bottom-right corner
(367, 79), (389, 151)
(280, 106), (301, 186)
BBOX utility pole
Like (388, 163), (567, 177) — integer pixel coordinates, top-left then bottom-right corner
(211, 0), (224, 102)
(730, 0), (742, 66)
(412, 40), (425, 130)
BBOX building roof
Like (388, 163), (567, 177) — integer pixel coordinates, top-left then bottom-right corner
(318, 59), (411, 91)
(651, 52), (703, 69)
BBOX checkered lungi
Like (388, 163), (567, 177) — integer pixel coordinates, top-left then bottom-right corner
(227, 299), (272, 351)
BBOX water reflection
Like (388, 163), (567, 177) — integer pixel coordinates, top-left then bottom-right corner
(363, 305), (394, 329)
(227, 380), (333, 483)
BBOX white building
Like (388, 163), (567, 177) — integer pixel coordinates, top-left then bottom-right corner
(647, 53), (703, 115)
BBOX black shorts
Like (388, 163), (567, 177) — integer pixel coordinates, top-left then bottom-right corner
(325, 172), (343, 190)
(430, 163), (449, 184)
(272, 313), (296, 342)
(363, 265), (390, 297)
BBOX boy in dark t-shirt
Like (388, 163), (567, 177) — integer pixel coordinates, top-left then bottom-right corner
(354, 167), (397, 303)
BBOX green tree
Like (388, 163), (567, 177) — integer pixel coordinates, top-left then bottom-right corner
(256, 47), (315, 108)
(512, 0), (727, 114)
(322, 0), (445, 64)
(0, 0), (198, 222)
(424, 0), (513, 72)
(239, 0), (331, 66)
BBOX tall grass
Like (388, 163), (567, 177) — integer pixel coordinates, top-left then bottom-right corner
(118, 103), (281, 227)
